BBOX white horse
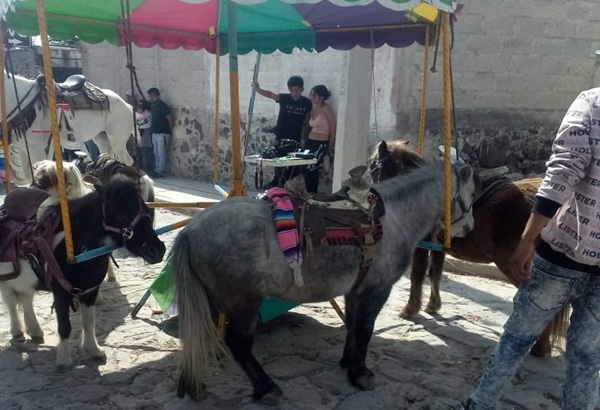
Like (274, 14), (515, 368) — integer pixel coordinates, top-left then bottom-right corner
(3, 72), (133, 185)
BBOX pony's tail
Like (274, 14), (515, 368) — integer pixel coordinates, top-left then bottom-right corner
(549, 305), (570, 354)
(171, 232), (228, 399)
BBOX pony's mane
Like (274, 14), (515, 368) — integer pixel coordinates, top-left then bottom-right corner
(370, 140), (426, 176)
(32, 160), (94, 199)
(374, 158), (442, 203)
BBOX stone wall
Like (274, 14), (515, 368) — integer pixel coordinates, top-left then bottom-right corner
(393, 0), (600, 177)
(81, 0), (600, 188)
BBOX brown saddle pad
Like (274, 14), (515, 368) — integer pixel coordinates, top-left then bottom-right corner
(3, 188), (48, 222)
(294, 200), (374, 248)
(55, 82), (110, 111)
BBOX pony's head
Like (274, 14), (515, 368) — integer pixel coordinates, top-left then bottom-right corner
(31, 160), (94, 199)
(368, 140), (426, 184)
(99, 174), (165, 264)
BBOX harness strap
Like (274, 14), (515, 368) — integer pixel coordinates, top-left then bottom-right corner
(31, 238), (100, 312)
(103, 211), (149, 241)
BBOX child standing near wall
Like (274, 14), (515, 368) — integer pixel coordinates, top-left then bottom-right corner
(136, 101), (154, 174)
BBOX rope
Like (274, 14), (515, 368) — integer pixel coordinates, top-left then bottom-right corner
(450, 20), (459, 162)
(429, 19), (442, 73)
(369, 30), (378, 141)
(0, 22), (11, 192)
(213, 37), (221, 183)
(36, 0), (75, 261)
(417, 25), (430, 156)
(119, 0), (145, 103)
(120, 0), (145, 199)
(441, 12), (452, 249)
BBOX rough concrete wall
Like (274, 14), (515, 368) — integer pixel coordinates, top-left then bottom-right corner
(393, 0), (600, 175)
(6, 48), (37, 78)
(81, 0), (600, 186)
(81, 43), (348, 189)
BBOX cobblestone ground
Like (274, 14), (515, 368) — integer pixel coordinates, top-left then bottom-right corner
(0, 188), (568, 410)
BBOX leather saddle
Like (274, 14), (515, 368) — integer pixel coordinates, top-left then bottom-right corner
(57, 74), (86, 92)
(38, 74), (109, 111)
(0, 188), (49, 279)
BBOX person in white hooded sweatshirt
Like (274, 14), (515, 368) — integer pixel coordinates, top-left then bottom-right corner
(457, 88), (600, 410)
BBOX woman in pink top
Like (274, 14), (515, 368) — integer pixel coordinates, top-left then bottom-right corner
(304, 85), (336, 193)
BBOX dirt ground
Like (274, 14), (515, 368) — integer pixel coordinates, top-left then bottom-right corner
(0, 201), (571, 410)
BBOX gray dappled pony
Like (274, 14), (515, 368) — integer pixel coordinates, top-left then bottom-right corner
(171, 158), (477, 402)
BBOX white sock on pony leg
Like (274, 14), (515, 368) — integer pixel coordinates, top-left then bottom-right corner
(20, 291), (44, 343)
(0, 286), (25, 342)
(80, 304), (105, 360)
(56, 339), (73, 369)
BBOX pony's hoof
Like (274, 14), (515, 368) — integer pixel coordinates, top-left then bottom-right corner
(106, 276), (117, 283)
(339, 356), (349, 369)
(57, 360), (74, 372)
(10, 334), (26, 344)
(30, 336), (45, 344)
(349, 369), (375, 391)
(424, 303), (441, 314)
(399, 306), (420, 318)
(92, 351), (107, 362)
(254, 386), (283, 406)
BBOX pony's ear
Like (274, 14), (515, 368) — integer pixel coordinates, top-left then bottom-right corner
(458, 164), (473, 181)
(94, 184), (104, 196)
(377, 140), (389, 158)
(348, 165), (367, 178)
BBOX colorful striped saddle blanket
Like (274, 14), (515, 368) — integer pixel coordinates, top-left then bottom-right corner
(265, 187), (383, 288)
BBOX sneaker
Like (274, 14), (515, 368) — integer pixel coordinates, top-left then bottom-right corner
(151, 172), (164, 179)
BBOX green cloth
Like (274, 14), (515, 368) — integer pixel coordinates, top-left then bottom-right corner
(149, 259), (176, 312)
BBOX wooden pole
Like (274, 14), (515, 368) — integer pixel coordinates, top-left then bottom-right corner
(37, 0), (75, 261)
(145, 201), (216, 209)
(417, 25), (431, 156)
(227, 0), (245, 197)
(0, 25), (10, 193)
(441, 12), (452, 249)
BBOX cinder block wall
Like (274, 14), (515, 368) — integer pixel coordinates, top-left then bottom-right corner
(81, 0), (600, 187)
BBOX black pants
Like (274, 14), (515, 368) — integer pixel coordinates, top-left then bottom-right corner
(303, 139), (329, 193)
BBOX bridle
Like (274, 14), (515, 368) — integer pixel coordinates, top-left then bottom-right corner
(449, 170), (473, 225)
(368, 156), (389, 184)
(102, 206), (151, 242)
(369, 156), (473, 226)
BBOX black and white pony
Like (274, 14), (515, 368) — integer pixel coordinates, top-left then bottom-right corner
(0, 175), (165, 368)
(31, 157), (155, 282)
(170, 158), (477, 401)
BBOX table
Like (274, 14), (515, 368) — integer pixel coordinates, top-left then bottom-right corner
(244, 154), (317, 189)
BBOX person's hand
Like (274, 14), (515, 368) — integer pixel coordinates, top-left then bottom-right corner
(509, 238), (536, 285)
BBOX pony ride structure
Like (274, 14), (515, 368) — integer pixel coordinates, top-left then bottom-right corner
(0, 0), (490, 403)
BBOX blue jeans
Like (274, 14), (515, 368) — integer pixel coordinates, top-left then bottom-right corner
(466, 254), (600, 410)
(152, 133), (170, 175)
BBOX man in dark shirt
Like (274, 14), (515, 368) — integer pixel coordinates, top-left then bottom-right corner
(255, 75), (312, 188)
(147, 87), (173, 178)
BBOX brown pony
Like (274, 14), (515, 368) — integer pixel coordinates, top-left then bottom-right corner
(369, 140), (568, 357)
